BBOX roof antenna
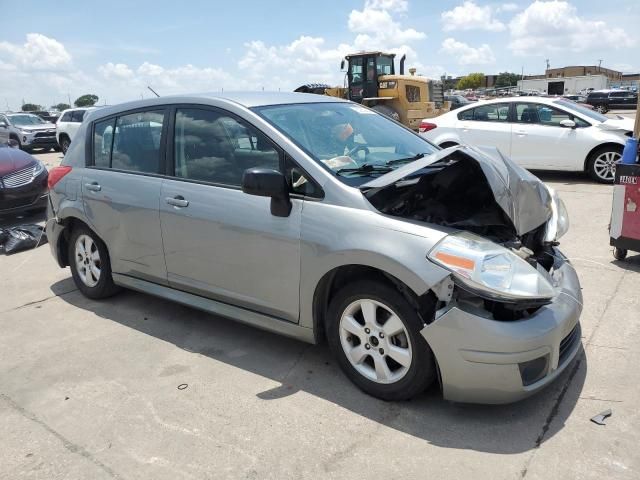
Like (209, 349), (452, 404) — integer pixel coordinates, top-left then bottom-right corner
(147, 86), (160, 98)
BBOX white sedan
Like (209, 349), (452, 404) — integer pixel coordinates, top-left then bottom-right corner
(419, 97), (634, 183)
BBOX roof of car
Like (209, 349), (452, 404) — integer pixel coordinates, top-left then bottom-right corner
(84, 92), (350, 121)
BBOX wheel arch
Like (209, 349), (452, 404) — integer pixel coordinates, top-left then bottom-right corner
(312, 264), (439, 344)
(55, 215), (100, 267)
(583, 142), (624, 171)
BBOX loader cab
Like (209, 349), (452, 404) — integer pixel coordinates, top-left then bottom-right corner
(345, 52), (396, 104)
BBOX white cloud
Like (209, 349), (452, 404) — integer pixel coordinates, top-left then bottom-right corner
(237, 0), (428, 89)
(509, 1), (636, 55)
(98, 62), (134, 79)
(364, 0), (408, 12)
(441, 1), (506, 32)
(440, 37), (496, 65)
(496, 3), (519, 13)
(0, 33), (72, 71)
(0, 2), (437, 107)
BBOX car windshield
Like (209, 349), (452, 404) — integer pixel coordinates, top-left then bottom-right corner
(553, 99), (607, 123)
(253, 102), (438, 186)
(8, 114), (46, 126)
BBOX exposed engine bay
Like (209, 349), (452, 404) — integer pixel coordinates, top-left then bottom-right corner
(361, 147), (560, 319)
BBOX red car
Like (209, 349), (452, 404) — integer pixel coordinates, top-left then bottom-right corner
(0, 143), (48, 216)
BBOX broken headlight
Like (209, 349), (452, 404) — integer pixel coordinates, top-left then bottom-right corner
(428, 231), (555, 302)
(544, 187), (569, 243)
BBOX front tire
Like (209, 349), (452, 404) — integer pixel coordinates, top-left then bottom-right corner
(595, 105), (609, 114)
(68, 225), (120, 299)
(326, 280), (436, 401)
(587, 146), (622, 183)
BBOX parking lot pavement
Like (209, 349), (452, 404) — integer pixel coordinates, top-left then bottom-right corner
(1, 163), (639, 479)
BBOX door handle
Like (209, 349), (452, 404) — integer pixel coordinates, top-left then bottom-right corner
(166, 196), (189, 208)
(515, 130), (527, 136)
(85, 182), (101, 192)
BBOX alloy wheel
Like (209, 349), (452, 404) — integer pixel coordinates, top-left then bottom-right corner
(75, 234), (101, 287)
(338, 299), (412, 384)
(593, 151), (620, 182)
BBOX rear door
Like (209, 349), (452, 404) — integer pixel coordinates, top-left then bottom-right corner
(455, 102), (512, 156)
(82, 109), (168, 284)
(159, 106), (303, 321)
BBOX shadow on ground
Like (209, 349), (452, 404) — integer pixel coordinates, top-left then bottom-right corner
(52, 279), (586, 455)
(530, 170), (600, 186)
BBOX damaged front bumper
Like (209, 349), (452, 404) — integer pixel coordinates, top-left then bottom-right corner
(422, 248), (582, 404)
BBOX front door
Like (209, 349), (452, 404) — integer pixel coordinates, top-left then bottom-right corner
(510, 102), (590, 170)
(159, 107), (302, 322)
(82, 109), (168, 284)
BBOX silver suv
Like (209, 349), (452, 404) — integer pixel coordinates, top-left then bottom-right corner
(46, 93), (582, 404)
(0, 112), (58, 151)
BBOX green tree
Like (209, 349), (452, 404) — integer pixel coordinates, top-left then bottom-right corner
(21, 103), (42, 112)
(495, 72), (520, 88)
(456, 73), (485, 90)
(52, 103), (71, 111)
(74, 94), (99, 107)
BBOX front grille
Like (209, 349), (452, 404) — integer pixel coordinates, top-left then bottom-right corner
(559, 323), (580, 364)
(34, 131), (55, 138)
(1, 165), (36, 188)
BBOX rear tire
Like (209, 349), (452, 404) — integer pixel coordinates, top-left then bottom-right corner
(371, 104), (401, 122)
(68, 225), (120, 299)
(60, 136), (71, 154)
(326, 280), (436, 401)
(586, 145), (622, 183)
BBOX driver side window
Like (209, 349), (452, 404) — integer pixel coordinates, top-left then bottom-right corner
(173, 108), (281, 187)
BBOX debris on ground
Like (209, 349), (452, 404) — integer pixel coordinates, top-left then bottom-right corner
(0, 224), (47, 254)
(590, 409), (612, 425)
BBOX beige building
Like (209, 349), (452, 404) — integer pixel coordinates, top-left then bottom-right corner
(528, 65), (625, 81)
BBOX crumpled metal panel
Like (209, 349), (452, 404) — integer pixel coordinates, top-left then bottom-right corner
(361, 145), (553, 236)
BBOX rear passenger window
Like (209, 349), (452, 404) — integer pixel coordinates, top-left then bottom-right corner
(92, 110), (164, 173)
(93, 118), (115, 167)
(173, 108), (280, 186)
(71, 110), (86, 122)
(112, 111), (164, 173)
(458, 104), (509, 122)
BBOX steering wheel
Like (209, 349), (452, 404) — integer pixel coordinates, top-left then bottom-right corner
(347, 144), (370, 158)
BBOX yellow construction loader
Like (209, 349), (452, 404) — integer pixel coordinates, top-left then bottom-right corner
(295, 51), (449, 130)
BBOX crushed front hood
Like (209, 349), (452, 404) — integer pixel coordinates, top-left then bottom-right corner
(361, 145), (552, 236)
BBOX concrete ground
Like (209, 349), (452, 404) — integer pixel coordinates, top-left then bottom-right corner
(1, 115), (639, 479)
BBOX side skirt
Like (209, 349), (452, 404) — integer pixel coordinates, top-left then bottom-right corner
(112, 273), (316, 344)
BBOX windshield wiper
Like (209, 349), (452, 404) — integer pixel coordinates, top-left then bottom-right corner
(336, 163), (393, 176)
(386, 152), (428, 166)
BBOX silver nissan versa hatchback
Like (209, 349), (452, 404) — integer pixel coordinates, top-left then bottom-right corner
(46, 92), (582, 404)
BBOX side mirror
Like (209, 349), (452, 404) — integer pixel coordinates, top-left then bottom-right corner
(242, 168), (291, 217)
(559, 119), (576, 129)
(0, 121), (7, 128)
(340, 59), (345, 71)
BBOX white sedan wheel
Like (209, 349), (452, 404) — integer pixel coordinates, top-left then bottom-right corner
(592, 151), (620, 182)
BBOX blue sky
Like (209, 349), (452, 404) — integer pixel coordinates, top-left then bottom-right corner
(1, 0), (638, 109)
